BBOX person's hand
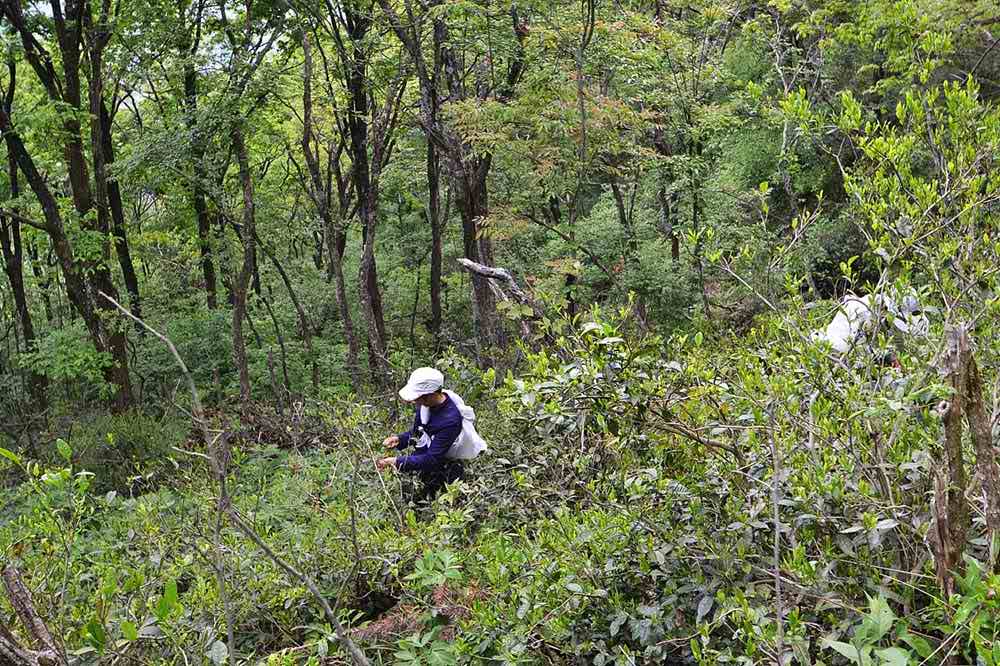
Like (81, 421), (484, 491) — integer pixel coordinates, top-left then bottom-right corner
(383, 434), (400, 449)
(376, 457), (397, 471)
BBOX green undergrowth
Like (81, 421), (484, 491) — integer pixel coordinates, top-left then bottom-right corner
(1, 305), (999, 665)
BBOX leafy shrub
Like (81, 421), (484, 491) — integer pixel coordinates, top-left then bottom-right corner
(18, 323), (112, 402)
(50, 411), (189, 494)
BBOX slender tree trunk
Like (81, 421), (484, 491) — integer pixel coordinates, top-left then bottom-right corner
(0, 154), (46, 409)
(100, 101), (142, 327)
(932, 326), (972, 598)
(312, 229), (324, 271)
(184, 65), (218, 309)
(86, 17), (134, 412)
(610, 177), (648, 328)
(301, 34), (362, 391)
(543, 196), (576, 318)
(26, 241), (53, 325)
(177, 0), (217, 309)
(427, 139), (443, 344)
(657, 176), (680, 263)
(341, 16), (388, 383)
(610, 179), (639, 264)
(232, 123), (256, 404)
(261, 293), (291, 395)
(254, 229), (319, 393)
(358, 195), (388, 383)
(327, 221), (362, 390)
(690, 140), (710, 319)
(965, 354), (1000, 537)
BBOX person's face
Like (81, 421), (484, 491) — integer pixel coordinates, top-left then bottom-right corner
(412, 393), (437, 407)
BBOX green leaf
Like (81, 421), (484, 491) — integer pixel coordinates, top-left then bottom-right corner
(954, 594), (980, 625)
(823, 639), (865, 664)
(899, 632), (932, 658)
(56, 438), (72, 462)
(120, 621), (138, 642)
(863, 595), (895, 642)
(696, 595), (715, 623)
(565, 582), (583, 593)
(156, 580), (178, 621)
(875, 647), (910, 666)
(85, 618), (106, 651)
(0, 448), (21, 466)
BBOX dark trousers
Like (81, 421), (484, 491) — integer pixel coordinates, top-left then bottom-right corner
(413, 460), (465, 504)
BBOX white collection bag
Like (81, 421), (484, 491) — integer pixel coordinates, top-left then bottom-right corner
(417, 390), (488, 460)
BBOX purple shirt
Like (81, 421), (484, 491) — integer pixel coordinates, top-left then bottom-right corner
(394, 395), (462, 472)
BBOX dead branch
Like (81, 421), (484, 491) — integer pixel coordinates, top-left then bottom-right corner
(458, 257), (543, 330)
(97, 292), (205, 434)
(658, 421), (742, 459)
(456, 258), (537, 313)
(456, 257), (548, 342)
(0, 565), (66, 665)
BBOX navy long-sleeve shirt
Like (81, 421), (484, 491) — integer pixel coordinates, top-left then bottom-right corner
(394, 395), (462, 472)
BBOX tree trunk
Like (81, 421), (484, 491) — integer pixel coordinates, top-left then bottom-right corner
(456, 160), (499, 351)
(86, 11), (134, 412)
(0, 154), (46, 409)
(3, 0), (137, 410)
(657, 178), (680, 263)
(254, 229), (319, 393)
(965, 354), (1000, 537)
(358, 198), (389, 384)
(340, 12), (388, 384)
(610, 178), (639, 265)
(301, 34), (362, 391)
(185, 64), (219, 310)
(610, 177), (648, 328)
(232, 123), (256, 404)
(100, 101), (142, 328)
(427, 139), (443, 346)
(0, 104), (128, 407)
(931, 325), (972, 598)
(180, 0), (217, 310)
(26, 241), (53, 325)
(690, 141), (710, 319)
(0, 566), (67, 666)
(380, 0), (526, 353)
(327, 221), (362, 390)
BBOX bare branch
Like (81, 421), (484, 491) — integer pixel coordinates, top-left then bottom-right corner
(224, 507), (371, 666)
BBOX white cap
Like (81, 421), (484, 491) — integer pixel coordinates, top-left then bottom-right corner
(398, 367), (444, 401)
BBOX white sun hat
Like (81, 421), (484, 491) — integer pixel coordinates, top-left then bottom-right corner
(398, 367), (444, 401)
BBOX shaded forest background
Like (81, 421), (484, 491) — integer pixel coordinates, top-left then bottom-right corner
(2, 0), (1000, 664)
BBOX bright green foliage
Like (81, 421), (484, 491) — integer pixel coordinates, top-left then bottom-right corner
(1, 0), (1000, 664)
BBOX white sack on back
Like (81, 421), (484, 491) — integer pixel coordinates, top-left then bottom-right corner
(442, 390), (487, 460)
